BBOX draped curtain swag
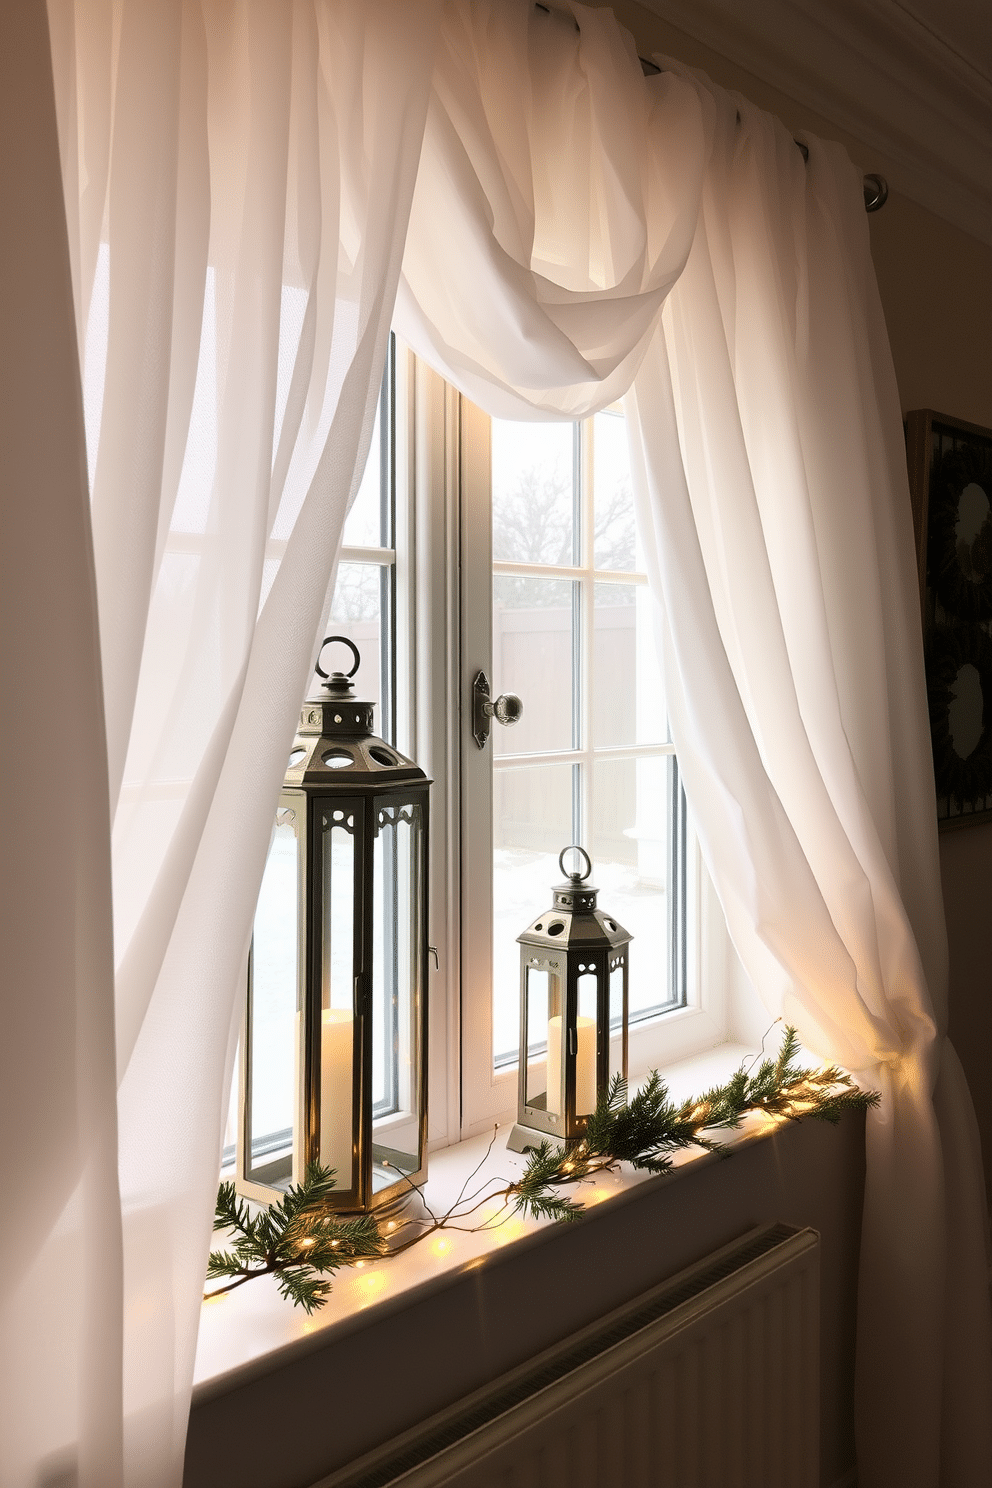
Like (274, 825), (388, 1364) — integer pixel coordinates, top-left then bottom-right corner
(7, 0), (441, 1482)
(1, 0), (987, 1483)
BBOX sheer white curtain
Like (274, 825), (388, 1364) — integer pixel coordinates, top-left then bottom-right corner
(0, 5), (120, 1486)
(625, 75), (992, 1487)
(395, 0), (705, 419)
(8, 0), (990, 1485)
(2, 2), (438, 1484)
(392, 4), (992, 1484)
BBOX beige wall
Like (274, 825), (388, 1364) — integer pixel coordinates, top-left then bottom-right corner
(605, 0), (992, 1197)
(874, 198), (992, 1200)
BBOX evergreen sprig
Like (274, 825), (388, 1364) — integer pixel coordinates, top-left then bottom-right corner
(508, 1140), (585, 1223)
(206, 1027), (878, 1311)
(695, 1025), (879, 1129)
(505, 1024), (879, 1220)
(205, 1162), (385, 1313)
(585, 1070), (723, 1172)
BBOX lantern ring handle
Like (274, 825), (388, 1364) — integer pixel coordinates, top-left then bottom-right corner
(559, 844), (592, 882)
(315, 634), (360, 679)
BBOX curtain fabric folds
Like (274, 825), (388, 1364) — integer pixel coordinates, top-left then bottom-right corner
(6, 0), (987, 1483)
(395, 1), (707, 419)
(399, 8), (992, 1483)
(9, 1), (441, 1482)
(622, 78), (992, 1486)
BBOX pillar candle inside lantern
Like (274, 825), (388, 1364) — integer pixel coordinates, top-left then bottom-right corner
(293, 1007), (354, 1186)
(545, 1013), (596, 1116)
(319, 1007), (354, 1182)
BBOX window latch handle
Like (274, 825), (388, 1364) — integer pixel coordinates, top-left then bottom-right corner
(472, 670), (523, 749)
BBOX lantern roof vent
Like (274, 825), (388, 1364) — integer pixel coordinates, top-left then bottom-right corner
(289, 636), (430, 788)
(517, 845), (631, 952)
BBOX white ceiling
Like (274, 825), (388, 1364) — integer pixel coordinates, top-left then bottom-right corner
(639, 0), (992, 244)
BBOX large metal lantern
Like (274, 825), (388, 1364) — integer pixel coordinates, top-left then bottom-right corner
(508, 846), (632, 1154)
(237, 636), (431, 1215)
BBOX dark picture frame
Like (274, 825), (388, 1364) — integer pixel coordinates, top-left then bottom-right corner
(907, 409), (992, 830)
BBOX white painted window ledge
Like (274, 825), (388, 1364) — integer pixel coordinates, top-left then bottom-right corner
(193, 1040), (786, 1397)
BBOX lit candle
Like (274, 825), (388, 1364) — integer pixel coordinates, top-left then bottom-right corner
(292, 1007), (354, 1187)
(319, 1007), (354, 1183)
(545, 1013), (597, 1116)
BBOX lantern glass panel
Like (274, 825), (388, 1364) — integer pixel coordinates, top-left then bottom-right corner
(575, 971), (599, 1117)
(246, 805), (300, 1191)
(319, 808), (357, 1191)
(525, 967), (557, 1111)
(371, 800), (425, 1191)
(609, 962), (625, 1082)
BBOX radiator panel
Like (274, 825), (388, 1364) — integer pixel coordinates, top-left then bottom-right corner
(317, 1223), (819, 1488)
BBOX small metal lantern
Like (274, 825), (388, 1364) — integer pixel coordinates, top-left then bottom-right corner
(237, 636), (431, 1215)
(508, 846), (632, 1154)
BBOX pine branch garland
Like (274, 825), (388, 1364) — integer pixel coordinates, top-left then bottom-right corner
(508, 1141), (585, 1223)
(506, 1027), (878, 1220)
(206, 1026), (878, 1311)
(205, 1163), (385, 1313)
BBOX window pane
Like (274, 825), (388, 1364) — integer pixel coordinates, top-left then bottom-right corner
(593, 409), (636, 572)
(591, 755), (677, 1021)
(246, 807), (300, 1189)
(493, 762), (575, 1064)
(493, 575), (575, 754)
(492, 420), (575, 565)
(593, 582), (667, 747)
(342, 399), (384, 546)
(327, 564), (384, 722)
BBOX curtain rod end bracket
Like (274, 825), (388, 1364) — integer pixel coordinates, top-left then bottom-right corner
(863, 173), (888, 212)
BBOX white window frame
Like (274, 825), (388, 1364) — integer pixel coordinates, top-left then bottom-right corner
(400, 353), (739, 1143)
(227, 344), (759, 1173)
(229, 346), (747, 1167)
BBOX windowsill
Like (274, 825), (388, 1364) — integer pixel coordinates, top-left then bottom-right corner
(193, 1040), (771, 1401)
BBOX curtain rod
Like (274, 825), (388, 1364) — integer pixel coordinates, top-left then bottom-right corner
(534, 2), (889, 212)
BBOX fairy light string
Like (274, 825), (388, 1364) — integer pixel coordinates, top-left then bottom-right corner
(204, 1024), (878, 1312)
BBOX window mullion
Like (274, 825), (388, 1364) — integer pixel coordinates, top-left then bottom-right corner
(495, 741), (675, 768)
(492, 560), (647, 586)
(381, 342), (397, 744)
(579, 419), (595, 847)
(338, 545), (397, 564)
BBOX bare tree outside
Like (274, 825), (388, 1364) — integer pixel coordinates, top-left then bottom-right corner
(493, 458), (573, 573)
(492, 453), (635, 606)
(329, 562), (380, 621)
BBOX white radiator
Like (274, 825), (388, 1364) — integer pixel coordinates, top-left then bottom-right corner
(316, 1223), (820, 1488)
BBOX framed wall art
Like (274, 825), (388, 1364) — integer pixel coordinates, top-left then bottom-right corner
(907, 409), (992, 829)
